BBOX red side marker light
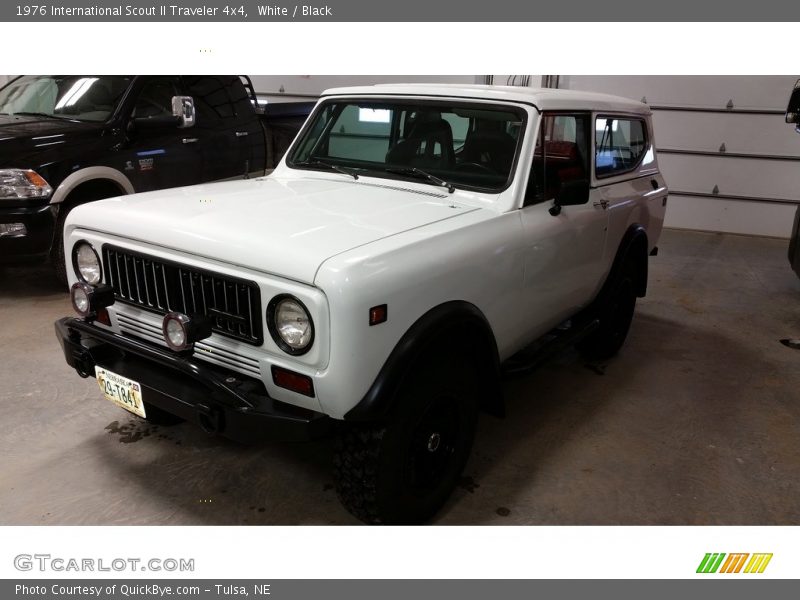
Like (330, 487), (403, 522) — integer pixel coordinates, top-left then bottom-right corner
(369, 304), (387, 326)
(271, 366), (315, 397)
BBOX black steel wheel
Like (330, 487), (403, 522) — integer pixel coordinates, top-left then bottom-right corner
(334, 356), (479, 524)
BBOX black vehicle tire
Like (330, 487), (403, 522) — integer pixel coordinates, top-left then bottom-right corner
(139, 402), (184, 426)
(51, 205), (71, 288)
(577, 257), (638, 361)
(333, 355), (479, 525)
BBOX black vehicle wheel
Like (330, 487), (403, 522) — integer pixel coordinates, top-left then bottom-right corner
(333, 356), (479, 524)
(139, 402), (184, 426)
(577, 258), (638, 360)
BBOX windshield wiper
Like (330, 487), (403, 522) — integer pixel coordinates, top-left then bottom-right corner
(11, 111), (65, 119)
(384, 167), (455, 193)
(296, 158), (359, 181)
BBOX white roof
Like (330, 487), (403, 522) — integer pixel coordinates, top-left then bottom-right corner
(320, 84), (650, 115)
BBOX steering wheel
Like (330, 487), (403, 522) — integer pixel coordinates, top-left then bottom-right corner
(454, 161), (497, 175)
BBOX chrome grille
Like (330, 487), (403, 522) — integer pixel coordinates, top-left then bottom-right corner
(116, 313), (261, 378)
(103, 245), (263, 346)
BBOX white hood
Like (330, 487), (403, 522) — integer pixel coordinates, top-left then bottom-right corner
(67, 175), (477, 284)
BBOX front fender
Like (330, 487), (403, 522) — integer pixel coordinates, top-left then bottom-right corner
(345, 301), (503, 421)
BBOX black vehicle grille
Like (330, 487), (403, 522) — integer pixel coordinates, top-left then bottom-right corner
(102, 245), (263, 346)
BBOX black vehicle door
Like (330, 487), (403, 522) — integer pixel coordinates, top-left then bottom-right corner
(183, 75), (262, 182)
(117, 76), (203, 192)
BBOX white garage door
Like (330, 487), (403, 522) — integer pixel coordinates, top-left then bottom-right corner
(560, 76), (800, 238)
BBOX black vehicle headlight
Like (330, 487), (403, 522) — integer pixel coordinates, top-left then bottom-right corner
(267, 295), (314, 355)
(0, 169), (52, 199)
(73, 241), (102, 285)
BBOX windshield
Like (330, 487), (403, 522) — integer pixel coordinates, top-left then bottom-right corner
(288, 99), (526, 192)
(0, 75), (132, 122)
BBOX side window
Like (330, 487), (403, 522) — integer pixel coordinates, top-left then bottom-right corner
(133, 76), (181, 119)
(595, 117), (647, 177)
(525, 113), (590, 205)
(327, 104), (392, 161)
(183, 76), (236, 124)
(226, 76), (255, 119)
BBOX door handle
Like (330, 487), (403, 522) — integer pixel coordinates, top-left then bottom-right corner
(182, 137), (199, 144)
(235, 131), (249, 137)
(593, 199), (610, 209)
(651, 179), (659, 191)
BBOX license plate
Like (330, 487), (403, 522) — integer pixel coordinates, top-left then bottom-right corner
(95, 366), (146, 419)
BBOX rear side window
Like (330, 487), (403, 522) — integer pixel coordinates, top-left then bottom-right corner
(595, 117), (647, 178)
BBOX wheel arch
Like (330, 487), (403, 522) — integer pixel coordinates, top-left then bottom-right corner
(50, 166), (134, 206)
(344, 300), (504, 422)
(606, 223), (649, 299)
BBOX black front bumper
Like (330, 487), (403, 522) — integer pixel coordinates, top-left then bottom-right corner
(55, 317), (332, 442)
(0, 201), (56, 261)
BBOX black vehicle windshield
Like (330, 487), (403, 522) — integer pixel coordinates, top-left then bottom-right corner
(287, 99), (526, 192)
(0, 75), (132, 122)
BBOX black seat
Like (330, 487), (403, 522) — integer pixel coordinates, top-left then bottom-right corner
(386, 115), (455, 169)
(460, 123), (517, 173)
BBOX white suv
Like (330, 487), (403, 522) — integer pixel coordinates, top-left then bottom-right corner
(55, 84), (667, 524)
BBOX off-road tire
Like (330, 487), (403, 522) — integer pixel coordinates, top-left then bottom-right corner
(333, 356), (479, 524)
(577, 257), (638, 360)
(51, 205), (71, 287)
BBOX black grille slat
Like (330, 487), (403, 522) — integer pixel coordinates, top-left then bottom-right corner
(102, 245), (263, 346)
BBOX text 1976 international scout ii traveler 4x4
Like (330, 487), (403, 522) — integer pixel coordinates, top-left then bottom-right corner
(55, 84), (667, 524)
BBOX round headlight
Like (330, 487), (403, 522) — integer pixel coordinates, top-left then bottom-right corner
(74, 242), (102, 285)
(268, 295), (314, 355)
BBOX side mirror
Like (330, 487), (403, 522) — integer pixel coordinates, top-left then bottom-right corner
(130, 96), (195, 132)
(786, 79), (800, 133)
(171, 95), (196, 128)
(549, 178), (590, 215)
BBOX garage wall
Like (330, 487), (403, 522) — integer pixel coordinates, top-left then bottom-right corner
(558, 76), (800, 238)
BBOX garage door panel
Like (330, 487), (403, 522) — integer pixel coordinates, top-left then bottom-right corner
(664, 194), (796, 238)
(653, 112), (799, 156)
(566, 75), (797, 110)
(658, 154), (798, 199)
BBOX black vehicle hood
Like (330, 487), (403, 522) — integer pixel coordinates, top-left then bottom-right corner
(0, 114), (104, 167)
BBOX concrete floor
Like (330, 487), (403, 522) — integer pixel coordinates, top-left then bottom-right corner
(1, 229), (799, 525)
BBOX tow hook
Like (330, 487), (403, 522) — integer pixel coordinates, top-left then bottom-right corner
(196, 403), (224, 434)
(71, 348), (95, 379)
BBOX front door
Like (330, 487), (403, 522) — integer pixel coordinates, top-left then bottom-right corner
(518, 112), (609, 338)
(183, 75), (258, 182)
(117, 76), (202, 192)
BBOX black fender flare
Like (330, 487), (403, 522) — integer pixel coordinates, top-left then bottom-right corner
(344, 301), (504, 421)
(600, 224), (649, 301)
